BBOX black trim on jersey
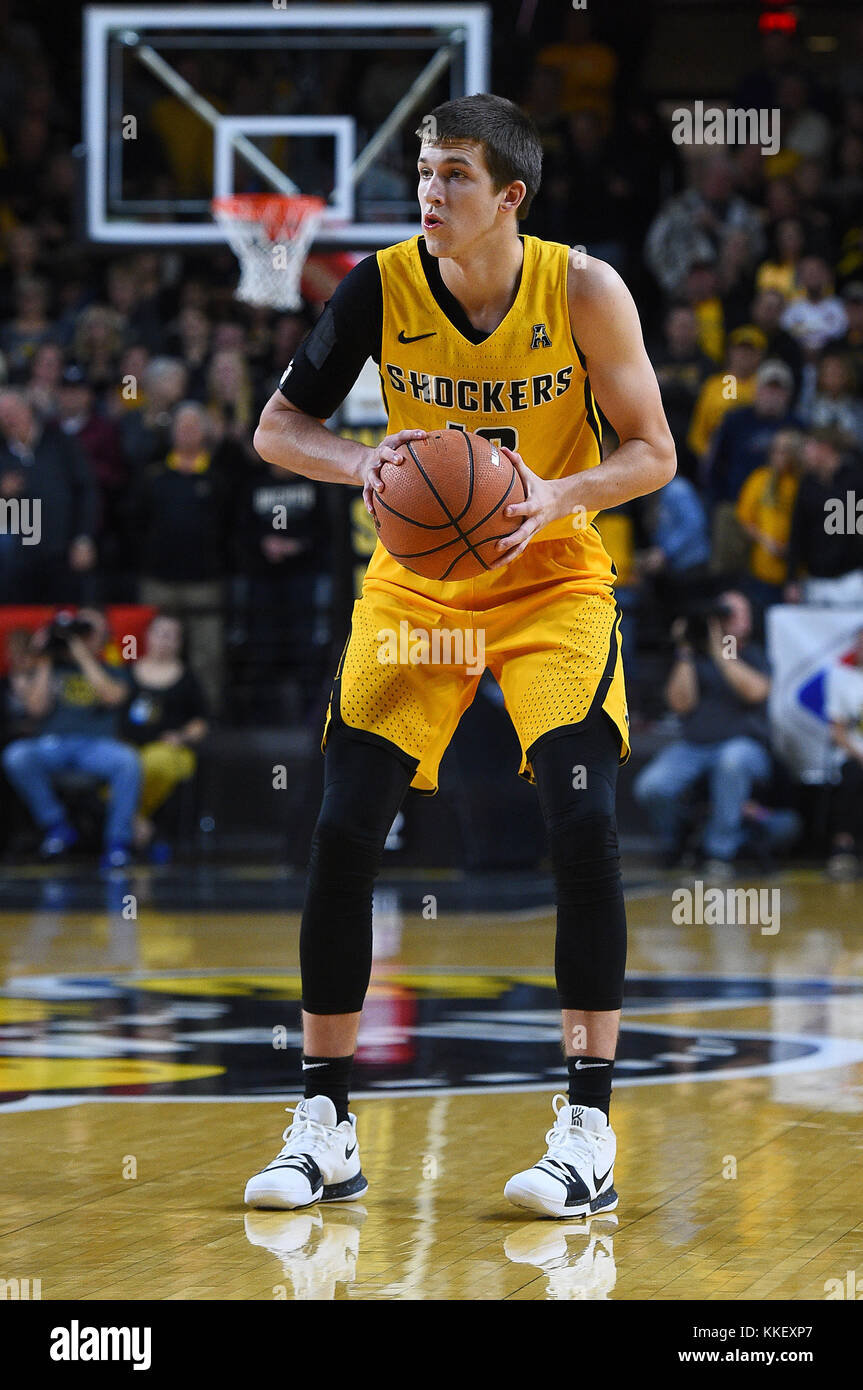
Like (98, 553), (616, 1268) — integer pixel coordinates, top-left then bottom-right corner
(278, 236), (507, 419)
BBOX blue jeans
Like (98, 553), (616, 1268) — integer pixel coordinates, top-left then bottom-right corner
(2, 735), (141, 849)
(633, 737), (772, 860)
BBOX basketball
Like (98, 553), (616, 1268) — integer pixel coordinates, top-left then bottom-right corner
(370, 429), (527, 581)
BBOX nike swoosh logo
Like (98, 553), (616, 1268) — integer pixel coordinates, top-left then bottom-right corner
(594, 1163), (614, 1189)
(301, 1061), (329, 1070)
(398, 330), (436, 344)
(572, 1060), (611, 1070)
(344, 1143), (357, 1160)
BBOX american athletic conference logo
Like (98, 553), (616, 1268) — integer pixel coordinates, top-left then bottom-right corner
(1, 971), (862, 1108)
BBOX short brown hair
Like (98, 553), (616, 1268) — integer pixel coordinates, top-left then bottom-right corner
(417, 94), (542, 221)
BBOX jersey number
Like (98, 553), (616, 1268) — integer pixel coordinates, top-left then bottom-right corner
(446, 421), (519, 452)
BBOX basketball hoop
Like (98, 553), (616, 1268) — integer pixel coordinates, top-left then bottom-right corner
(212, 194), (326, 311)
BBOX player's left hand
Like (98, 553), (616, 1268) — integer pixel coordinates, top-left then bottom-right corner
(489, 448), (567, 569)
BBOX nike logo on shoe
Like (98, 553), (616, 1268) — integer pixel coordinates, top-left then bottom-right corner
(397, 330), (436, 343)
(344, 1142), (357, 1161)
(593, 1163), (614, 1190)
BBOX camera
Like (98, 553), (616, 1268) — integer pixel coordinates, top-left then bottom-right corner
(676, 599), (733, 651)
(43, 611), (96, 656)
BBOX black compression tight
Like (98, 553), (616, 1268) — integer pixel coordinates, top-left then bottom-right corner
(300, 713), (626, 1015)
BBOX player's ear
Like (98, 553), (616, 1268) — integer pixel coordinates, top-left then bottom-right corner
(499, 181), (527, 216)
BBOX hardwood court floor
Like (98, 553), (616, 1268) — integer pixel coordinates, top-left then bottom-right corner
(0, 869), (862, 1300)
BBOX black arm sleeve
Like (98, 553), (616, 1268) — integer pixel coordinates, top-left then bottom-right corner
(278, 253), (383, 419)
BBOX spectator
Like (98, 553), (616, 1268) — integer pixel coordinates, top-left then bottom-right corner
(835, 281), (863, 386)
(755, 217), (806, 300)
(807, 351), (863, 439)
(119, 356), (188, 473)
(206, 348), (255, 446)
(534, 11), (618, 125)
(0, 387), (97, 602)
(634, 474), (711, 614)
(735, 428), (803, 607)
(633, 591), (772, 872)
(749, 287), (804, 400)
(780, 256), (848, 356)
(133, 401), (232, 710)
(0, 276), (54, 381)
(233, 459), (330, 713)
(1, 608), (138, 868)
(164, 306), (210, 399)
(645, 155), (764, 297)
(688, 325), (766, 463)
(26, 339), (63, 419)
(825, 628), (863, 877)
(786, 426), (863, 604)
(55, 364), (127, 586)
(72, 304), (125, 393)
(651, 305), (715, 479)
(122, 614), (208, 855)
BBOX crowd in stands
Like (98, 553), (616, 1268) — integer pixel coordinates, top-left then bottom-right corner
(0, 8), (862, 870)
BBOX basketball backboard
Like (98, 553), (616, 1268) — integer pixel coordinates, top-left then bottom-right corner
(83, 4), (491, 247)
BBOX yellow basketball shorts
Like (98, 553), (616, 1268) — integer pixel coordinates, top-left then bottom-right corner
(322, 535), (630, 794)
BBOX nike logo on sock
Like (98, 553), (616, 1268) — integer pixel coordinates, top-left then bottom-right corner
(301, 1061), (329, 1070)
(572, 1060), (611, 1070)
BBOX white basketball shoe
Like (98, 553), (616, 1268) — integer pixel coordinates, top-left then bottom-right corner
(244, 1096), (368, 1210)
(504, 1094), (618, 1219)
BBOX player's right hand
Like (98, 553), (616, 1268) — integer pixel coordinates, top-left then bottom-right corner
(362, 428), (427, 518)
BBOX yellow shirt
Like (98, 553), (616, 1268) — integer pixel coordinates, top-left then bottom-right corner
(367, 234), (614, 597)
(688, 372), (757, 460)
(735, 466), (799, 585)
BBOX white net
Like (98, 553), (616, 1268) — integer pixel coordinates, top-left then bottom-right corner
(212, 194), (326, 311)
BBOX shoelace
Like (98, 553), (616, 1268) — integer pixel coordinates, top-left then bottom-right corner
(544, 1093), (601, 1166)
(277, 1103), (335, 1158)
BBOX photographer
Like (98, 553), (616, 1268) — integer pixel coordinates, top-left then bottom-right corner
(1, 609), (139, 869)
(633, 591), (773, 873)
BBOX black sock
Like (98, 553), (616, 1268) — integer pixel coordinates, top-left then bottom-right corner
(567, 1055), (614, 1119)
(302, 1054), (353, 1124)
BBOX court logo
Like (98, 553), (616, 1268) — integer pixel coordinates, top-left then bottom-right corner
(530, 323), (552, 350)
(3, 971), (863, 1109)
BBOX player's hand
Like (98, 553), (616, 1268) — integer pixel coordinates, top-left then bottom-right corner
(362, 428), (428, 518)
(489, 447), (565, 569)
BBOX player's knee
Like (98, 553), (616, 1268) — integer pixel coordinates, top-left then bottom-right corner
(308, 816), (384, 895)
(548, 810), (620, 905)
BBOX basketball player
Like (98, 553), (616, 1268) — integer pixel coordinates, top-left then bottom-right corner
(245, 95), (675, 1218)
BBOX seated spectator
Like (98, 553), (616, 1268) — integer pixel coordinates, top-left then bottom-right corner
(164, 306), (210, 400)
(807, 350), (863, 438)
(122, 614), (208, 856)
(0, 387), (97, 603)
(825, 627), (863, 877)
(133, 402), (233, 711)
(634, 474), (711, 611)
(1, 608), (138, 868)
(735, 428), (802, 608)
(650, 305), (714, 479)
(780, 256), (848, 356)
(206, 348), (255, 447)
(106, 344), (151, 420)
(688, 326), (766, 464)
(704, 358), (798, 573)
(633, 591), (773, 873)
(682, 259), (726, 364)
(786, 426), (863, 604)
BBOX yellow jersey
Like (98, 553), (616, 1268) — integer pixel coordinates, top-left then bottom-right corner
(365, 233), (615, 595)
